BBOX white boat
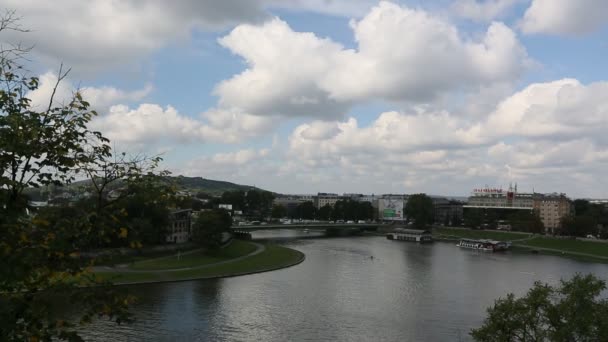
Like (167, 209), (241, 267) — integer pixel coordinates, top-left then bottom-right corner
(457, 239), (509, 252)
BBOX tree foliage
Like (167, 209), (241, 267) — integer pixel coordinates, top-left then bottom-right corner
(192, 209), (232, 250)
(0, 13), (171, 340)
(404, 194), (434, 229)
(471, 274), (608, 341)
(271, 204), (287, 219)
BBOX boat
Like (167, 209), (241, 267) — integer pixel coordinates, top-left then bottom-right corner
(386, 228), (433, 243)
(457, 238), (509, 252)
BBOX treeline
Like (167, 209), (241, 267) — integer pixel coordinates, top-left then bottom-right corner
(561, 199), (608, 237)
(463, 208), (544, 233)
(271, 199), (375, 221)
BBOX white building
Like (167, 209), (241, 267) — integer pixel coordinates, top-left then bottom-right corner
(465, 185), (534, 210)
(314, 193), (340, 209)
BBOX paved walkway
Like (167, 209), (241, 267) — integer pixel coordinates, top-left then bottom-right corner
(93, 242), (266, 273)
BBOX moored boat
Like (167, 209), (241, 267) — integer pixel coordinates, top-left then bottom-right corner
(457, 238), (509, 252)
(386, 228), (433, 243)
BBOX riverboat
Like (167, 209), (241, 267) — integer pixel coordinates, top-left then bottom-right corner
(457, 239), (509, 252)
(386, 228), (433, 243)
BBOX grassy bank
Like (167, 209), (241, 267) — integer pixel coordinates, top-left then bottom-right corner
(129, 240), (257, 270)
(517, 237), (608, 258)
(434, 227), (608, 262)
(96, 242), (304, 285)
(434, 227), (531, 241)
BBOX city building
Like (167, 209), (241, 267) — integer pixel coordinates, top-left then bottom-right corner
(433, 197), (464, 226)
(534, 193), (572, 234)
(314, 193), (340, 209)
(166, 209), (192, 244)
(465, 184), (534, 210)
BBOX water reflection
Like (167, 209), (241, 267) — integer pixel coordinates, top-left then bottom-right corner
(80, 235), (608, 341)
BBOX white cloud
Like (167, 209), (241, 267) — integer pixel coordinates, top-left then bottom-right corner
(26, 72), (152, 112)
(0, 0), (375, 73)
(452, 0), (522, 22)
(215, 2), (530, 120)
(483, 79), (608, 140)
(275, 77), (608, 197)
(91, 104), (276, 148)
(520, 0), (608, 35)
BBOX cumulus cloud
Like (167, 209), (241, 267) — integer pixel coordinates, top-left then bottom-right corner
(520, 0), (608, 35)
(453, 0), (522, 22)
(278, 78), (608, 197)
(483, 79), (608, 141)
(91, 105), (276, 147)
(26, 71), (152, 112)
(215, 2), (530, 120)
(0, 0), (373, 72)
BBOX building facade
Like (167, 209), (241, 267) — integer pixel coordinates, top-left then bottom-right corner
(534, 193), (572, 234)
(314, 193), (340, 209)
(433, 198), (464, 226)
(465, 185), (534, 210)
(166, 209), (192, 244)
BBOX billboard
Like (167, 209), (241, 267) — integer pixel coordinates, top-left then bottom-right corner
(379, 198), (404, 221)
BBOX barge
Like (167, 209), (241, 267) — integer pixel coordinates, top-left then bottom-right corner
(387, 228), (433, 243)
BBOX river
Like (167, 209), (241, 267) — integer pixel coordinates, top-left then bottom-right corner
(80, 230), (608, 341)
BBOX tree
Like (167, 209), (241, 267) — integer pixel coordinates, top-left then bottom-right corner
(318, 204), (333, 221)
(471, 274), (608, 341)
(404, 194), (434, 229)
(296, 201), (316, 220)
(560, 215), (597, 237)
(271, 204), (287, 219)
(0, 13), (169, 339)
(192, 209), (232, 250)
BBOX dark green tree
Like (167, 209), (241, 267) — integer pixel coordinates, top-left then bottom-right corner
(404, 194), (434, 229)
(296, 201), (317, 220)
(192, 209), (232, 250)
(472, 274), (608, 341)
(271, 204), (287, 219)
(220, 190), (246, 211)
(560, 215), (597, 237)
(318, 204), (333, 221)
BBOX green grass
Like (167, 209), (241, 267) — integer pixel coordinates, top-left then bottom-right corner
(434, 227), (531, 241)
(97, 243), (304, 284)
(129, 240), (257, 270)
(517, 237), (608, 258)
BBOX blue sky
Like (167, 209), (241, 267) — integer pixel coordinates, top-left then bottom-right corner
(6, 0), (608, 198)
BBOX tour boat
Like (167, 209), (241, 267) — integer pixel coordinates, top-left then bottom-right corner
(457, 238), (509, 252)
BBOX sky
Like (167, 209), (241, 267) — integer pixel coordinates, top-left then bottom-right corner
(3, 0), (608, 198)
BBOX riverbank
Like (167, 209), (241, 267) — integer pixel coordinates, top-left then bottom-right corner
(95, 240), (305, 285)
(433, 227), (608, 263)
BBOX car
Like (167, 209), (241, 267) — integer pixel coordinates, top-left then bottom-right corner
(346, 220), (354, 224)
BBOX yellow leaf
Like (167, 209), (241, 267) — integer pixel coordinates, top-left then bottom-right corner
(119, 227), (128, 238)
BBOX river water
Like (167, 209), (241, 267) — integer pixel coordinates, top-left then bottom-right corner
(81, 230), (608, 341)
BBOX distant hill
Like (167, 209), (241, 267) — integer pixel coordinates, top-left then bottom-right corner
(171, 176), (261, 195)
(23, 176), (264, 201)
